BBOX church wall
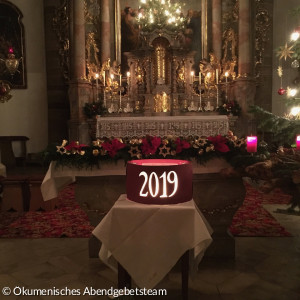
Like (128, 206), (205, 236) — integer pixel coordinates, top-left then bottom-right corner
(272, 0), (300, 116)
(0, 0), (48, 155)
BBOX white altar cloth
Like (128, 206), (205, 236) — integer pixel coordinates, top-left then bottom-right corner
(41, 159), (230, 201)
(96, 115), (229, 138)
(92, 194), (212, 289)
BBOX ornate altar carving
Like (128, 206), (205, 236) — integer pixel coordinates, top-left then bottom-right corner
(97, 115), (229, 138)
(124, 29), (196, 116)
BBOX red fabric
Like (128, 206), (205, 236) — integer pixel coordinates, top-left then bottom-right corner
(0, 183), (292, 238)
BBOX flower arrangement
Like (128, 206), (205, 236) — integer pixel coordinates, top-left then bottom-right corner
(217, 100), (241, 116)
(44, 132), (255, 169)
(83, 101), (106, 118)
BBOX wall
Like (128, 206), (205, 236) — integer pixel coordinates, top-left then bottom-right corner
(0, 0), (48, 155)
(272, 0), (300, 116)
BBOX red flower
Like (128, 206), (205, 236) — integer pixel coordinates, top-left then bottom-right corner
(141, 136), (162, 155)
(207, 135), (230, 152)
(65, 141), (88, 152)
(102, 139), (125, 157)
(175, 138), (190, 153)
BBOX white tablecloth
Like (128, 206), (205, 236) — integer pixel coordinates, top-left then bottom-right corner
(41, 159), (230, 201)
(92, 194), (213, 289)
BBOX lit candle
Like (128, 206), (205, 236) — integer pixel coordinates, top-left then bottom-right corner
(190, 71), (194, 83)
(247, 136), (258, 153)
(216, 69), (218, 84)
(199, 72), (201, 84)
(95, 73), (99, 101)
(103, 71), (106, 86)
(296, 135), (300, 150)
(127, 71), (130, 86)
(225, 71), (229, 84)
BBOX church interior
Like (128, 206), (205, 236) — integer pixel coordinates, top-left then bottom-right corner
(0, 0), (299, 299)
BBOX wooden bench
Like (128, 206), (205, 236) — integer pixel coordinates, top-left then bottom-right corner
(0, 175), (57, 212)
(0, 136), (29, 167)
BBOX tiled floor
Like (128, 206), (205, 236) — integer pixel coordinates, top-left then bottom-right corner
(0, 166), (299, 299)
(0, 236), (299, 299)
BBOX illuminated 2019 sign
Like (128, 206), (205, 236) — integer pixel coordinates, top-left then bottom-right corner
(126, 159), (192, 205)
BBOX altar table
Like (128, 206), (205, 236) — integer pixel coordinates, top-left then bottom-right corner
(96, 115), (229, 138)
(92, 194), (212, 289)
(41, 159), (230, 201)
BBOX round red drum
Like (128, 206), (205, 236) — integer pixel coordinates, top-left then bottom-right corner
(126, 159), (193, 205)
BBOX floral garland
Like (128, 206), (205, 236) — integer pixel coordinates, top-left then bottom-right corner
(44, 131), (254, 169)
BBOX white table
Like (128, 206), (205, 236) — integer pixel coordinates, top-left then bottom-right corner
(92, 194), (212, 289)
(41, 158), (230, 201)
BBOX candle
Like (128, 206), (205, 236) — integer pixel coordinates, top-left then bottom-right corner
(119, 75), (122, 111)
(296, 135), (300, 150)
(216, 69), (218, 84)
(225, 71), (229, 83)
(199, 72), (201, 84)
(127, 71), (130, 85)
(247, 136), (258, 153)
(95, 73), (99, 101)
(103, 71), (106, 86)
(190, 71), (194, 83)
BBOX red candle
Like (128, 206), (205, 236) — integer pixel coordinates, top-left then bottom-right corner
(296, 135), (300, 150)
(247, 136), (257, 153)
(8, 47), (14, 54)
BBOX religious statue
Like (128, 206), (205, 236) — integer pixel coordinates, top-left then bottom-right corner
(154, 92), (170, 113)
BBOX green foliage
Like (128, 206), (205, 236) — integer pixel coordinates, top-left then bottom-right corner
(249, 105), (300, 146)
(83, 101), (106, 118)
(217, 100), (242, 116)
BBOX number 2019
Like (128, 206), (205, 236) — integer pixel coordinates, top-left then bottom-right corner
(139, 171), (178, 198)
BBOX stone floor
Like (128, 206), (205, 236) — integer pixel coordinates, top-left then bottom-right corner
(0, 165), (299, 299)
(0, 211), (299, 299)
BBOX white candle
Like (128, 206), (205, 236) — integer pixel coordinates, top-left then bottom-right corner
(127, 71), (130, 86)
(199, 72), (201, 84)
(216, 69), (218, 84)
(103, 71), (106, 86)
(191, 71), (194, 83)
(95, 73), (99, 101)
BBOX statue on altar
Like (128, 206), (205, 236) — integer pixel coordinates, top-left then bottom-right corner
(154, 92), (170, 113)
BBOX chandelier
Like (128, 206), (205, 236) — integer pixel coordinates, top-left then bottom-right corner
(137, 0), (186, 32)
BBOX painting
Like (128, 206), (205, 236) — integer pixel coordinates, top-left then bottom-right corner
(0, 0), (26, 88)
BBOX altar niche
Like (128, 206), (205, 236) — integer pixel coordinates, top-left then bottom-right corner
(124, 30), (197, 116)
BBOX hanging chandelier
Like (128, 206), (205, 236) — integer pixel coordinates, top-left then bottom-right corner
(137, 0), (186, 32)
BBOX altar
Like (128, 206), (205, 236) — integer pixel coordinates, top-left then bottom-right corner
(96, 115), (229, 138)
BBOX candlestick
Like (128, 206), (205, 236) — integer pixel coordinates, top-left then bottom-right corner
(246, 136), (258, 153)
(225, 71), (229, 101)
(119, 75), (122, 112)
(296, 135), (300, 150)
(190, 71), (194, 84)
(103, 71), (106, 86)
(216, 85), (219, 108)
(95, 73), (99, 101)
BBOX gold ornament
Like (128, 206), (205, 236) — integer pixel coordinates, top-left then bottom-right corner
(277, 66), (283, 77)
(276, 43), (294, 61)
(93, 149), (100, 156)
(128, 146), (141, 158)
(159, 144), (171, 158)
(56, 140), (68, 154)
